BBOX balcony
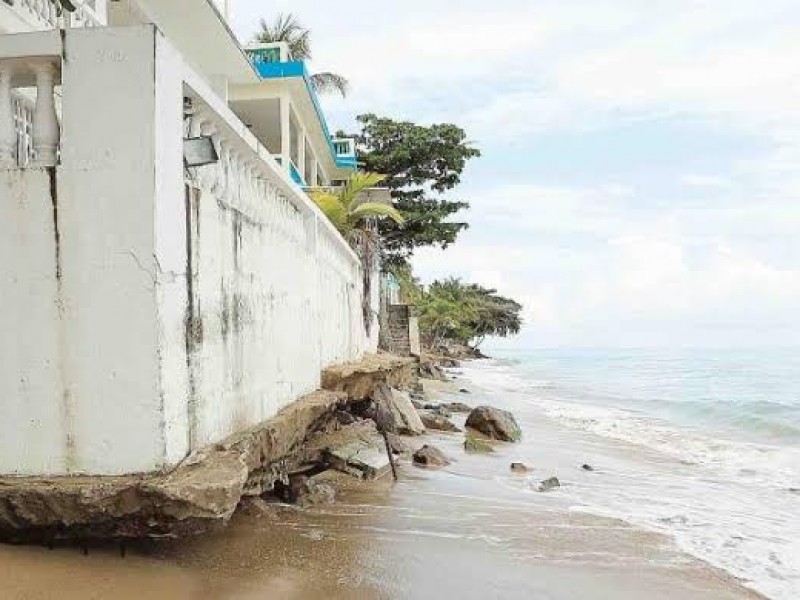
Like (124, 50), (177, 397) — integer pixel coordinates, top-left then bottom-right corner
(332, 137), (356, 169)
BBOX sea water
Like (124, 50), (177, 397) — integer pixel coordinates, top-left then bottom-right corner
(462, 348), (800, 600)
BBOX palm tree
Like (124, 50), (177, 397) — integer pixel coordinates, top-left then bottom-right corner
(310, 172), (403, 241)
(310, 173), (403, 334)
(254, 13), (350, 97)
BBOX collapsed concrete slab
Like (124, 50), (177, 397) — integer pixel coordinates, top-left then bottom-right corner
(322, 353), (417, 401)
(0, 353), (417, 544)
(0, 390), (344, 544)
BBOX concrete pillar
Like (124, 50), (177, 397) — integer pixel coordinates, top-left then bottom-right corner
(297, 127), (306, 184)
(280, 94), (291, 178)
(310, 157), (319, 187)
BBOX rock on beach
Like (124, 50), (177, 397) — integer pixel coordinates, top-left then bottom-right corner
(412, 445), (451, 468)
(465, 406), (522, 442)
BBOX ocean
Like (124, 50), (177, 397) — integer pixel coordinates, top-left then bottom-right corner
(464, 348), (800, 600)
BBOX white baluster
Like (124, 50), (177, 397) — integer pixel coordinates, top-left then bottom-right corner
(31, 61), (59, 167)
(0, 65), (16, 169)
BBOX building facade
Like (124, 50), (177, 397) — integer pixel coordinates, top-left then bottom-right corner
(0, 0), (379, 476)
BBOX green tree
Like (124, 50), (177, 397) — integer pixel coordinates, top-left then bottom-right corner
(254, 13), (349, 97)
(414, 278), (522, 349)
(346, 114), (481, 265)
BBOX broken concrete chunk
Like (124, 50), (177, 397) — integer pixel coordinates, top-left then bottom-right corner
(326, 437), (392, 480)
(373, 383), (426, 436)
(385, 433), (413, 455)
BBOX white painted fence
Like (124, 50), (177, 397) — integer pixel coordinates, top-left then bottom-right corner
(0, 25), (376, 476)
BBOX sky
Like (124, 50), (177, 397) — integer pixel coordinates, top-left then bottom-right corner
(232, 0), (800, 348)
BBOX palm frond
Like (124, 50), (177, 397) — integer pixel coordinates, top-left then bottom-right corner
(310, 72), (350, 97)
(341, 172), (386, 210)
(254, 13), (312, 60)
(309, 191), (349, 233)
(350, 202), (405, 225)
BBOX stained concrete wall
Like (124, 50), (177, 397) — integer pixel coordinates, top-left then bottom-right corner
(0, 25), (374, 476)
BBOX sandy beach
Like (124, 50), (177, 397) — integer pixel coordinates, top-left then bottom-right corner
(0, 368), (765, 600)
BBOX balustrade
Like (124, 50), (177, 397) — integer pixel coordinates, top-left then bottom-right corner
(9, 0), (103, 29)
(0, 58), (60, 168)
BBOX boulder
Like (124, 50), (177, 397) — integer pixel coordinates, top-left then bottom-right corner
(459, 388), (471, 394)
(464, 436), (494, 454)
(581, 464), (594, 472)
(465, 406), (522, 442)
(420, 411), (461, 433)
(510, 462), (531, 473)
(373, 383), (425, 436)
(412, 445), (451, 468)
(534, 477), (560, 492)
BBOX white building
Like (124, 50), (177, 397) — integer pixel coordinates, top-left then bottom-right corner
(0, 0), (379, 476)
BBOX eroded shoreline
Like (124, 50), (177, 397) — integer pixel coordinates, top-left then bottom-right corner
(0, 362), (766, 599)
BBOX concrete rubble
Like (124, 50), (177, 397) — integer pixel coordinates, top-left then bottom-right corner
(0, 353), (414, 544)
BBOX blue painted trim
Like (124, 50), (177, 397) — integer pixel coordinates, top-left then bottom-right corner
(290, 162), (306, 187)
(250, 58), (357, 173)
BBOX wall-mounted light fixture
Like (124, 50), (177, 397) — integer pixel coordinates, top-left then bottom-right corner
(183, 136), (219, 168)
(182, 96), (219, 168)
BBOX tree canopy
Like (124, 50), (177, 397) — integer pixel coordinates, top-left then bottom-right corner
(346, 114), (481, 265)
(410, 277), (522, 348)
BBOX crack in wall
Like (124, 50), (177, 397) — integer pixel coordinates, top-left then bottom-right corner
(47, 166), (76, 472)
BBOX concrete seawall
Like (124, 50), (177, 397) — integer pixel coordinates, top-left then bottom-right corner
(0, 354), (415, 544)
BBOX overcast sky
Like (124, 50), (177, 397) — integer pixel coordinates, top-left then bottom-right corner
(232, 1), (800, 348)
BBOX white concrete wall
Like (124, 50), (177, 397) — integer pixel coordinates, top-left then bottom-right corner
(0, 25), (375, 476)
(0, 169), (67, 474)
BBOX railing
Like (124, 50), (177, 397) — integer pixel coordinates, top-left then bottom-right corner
(244, 42), (289, 66)
(0, 59), (60, 168)
(289, 159), (305, 187)
(67, 1), (103, 28)
(4, 0), (104, 30)
(13, 0), (59, 29)
(332, 137), (357, 169)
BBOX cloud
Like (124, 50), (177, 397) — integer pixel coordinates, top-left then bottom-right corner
(234, 1), (800, 346)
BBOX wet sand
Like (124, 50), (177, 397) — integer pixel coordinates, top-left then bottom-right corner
(0, 377), (765, 600)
